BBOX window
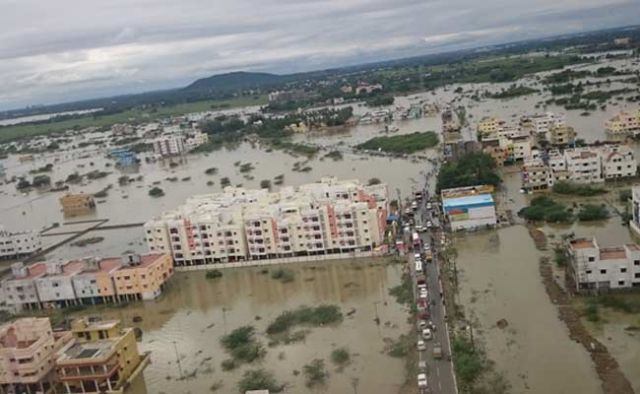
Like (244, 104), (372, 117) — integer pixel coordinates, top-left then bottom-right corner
(586, 270), (592, 274)
(618, 281), (625, 286)
(600, 269), (607, 274)
(621, 268), (627, 273)
(588, 256), (595, 262)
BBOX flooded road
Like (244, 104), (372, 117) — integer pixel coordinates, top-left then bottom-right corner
(73, 258), (410, 394)
(455, 226), (601, 394)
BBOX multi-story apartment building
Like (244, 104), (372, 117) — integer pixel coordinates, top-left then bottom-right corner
(605, 109), (640, 135)
(0, 318), (72, 394)
(601, 145), (637, 179)
(145, 177), (389, 266)
(183, 130), (209, 151)
(521, 145), (636, 191)
(152, 134), (185, 156)
(59, 194), (96, 217)
(480, 139), (506, 167)
(568, 238), (640, 291)
(0, 226), (41, 259)
(629, 186), (640, 238)
(477, 116), (505, 137)
(565, 148), (603, 183)
(520, 112), (565, 136)
(55, 318), (145, 394)
(548, 124), (576, 146)
(0, 254), (173, 312)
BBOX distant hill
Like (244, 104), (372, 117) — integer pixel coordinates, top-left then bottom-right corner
(184, 71), (285, 92)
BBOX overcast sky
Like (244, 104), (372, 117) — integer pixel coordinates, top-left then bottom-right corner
(1, 0), (639, 110)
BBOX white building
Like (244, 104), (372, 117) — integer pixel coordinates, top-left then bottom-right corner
(521, 112), (565, 136)
(568, 238), (640, 291)
(184, 130), (209, 151)
(565, 148), (603, 183)
(629, 186), (640, 238)
(0, 226), (41, 259)
(441, 186), (497, 231)
(152, 134), (186, 156)
(601, 145), (637, 179)
(144, 177), (389, 266)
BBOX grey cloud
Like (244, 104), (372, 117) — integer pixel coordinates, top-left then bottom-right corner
(0, 0), (638, 109)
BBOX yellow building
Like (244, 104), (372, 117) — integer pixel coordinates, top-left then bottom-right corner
(548, 124), (576, 146)
(477, 116), (504, 137)
(59, 194), (96, 216)
(55, 319), (146, 394)
(605, 109), (640, 135)
(111, 254), (174, 302)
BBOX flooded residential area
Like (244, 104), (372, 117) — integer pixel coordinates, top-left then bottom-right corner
(1, 14), (640, 394)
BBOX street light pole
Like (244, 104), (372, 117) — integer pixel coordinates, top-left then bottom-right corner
(173, 341), (184, 380)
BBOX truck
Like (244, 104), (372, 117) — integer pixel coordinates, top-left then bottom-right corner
(433, 342), (443, 359)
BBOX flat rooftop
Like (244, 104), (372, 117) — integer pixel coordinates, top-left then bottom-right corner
(118, 253), (163, 270)
(58, 340), (115, 362)
(569, 239), (595, 250)
(600, 247), (627, 260)
(443, 194), (494, 209)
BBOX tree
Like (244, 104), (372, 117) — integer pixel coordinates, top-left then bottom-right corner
(148, 187), (164, 197)
(368, 177), (381, 186)
(260, 179), (272, 190)
(437, 152), (500, 191)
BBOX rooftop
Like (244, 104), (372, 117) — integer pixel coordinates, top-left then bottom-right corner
(569, 238), (596, 250)
(442, 194), (494, 209)
(118, 253), (164, 270)
(600, 247), (627, 260)
(57, 340), (115, 362)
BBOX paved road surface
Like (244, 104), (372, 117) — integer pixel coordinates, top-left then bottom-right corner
(409, 193), (457, 394)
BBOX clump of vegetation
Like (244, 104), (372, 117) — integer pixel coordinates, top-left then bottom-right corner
(386, 335), (410, 358)
(452, 336), (485, 388)
(389, 273), (413, 306)
(31, 174), (51, 188)
(552, 181), (607, 196)
(274, 174), (285, 185)
(205, 269), (223, 279)
(118, 175), (130, 186)
(260, 179), (272, 190)
(303, 359), (328, 388)
(271, 141), (319, 157)
(237, 369), (284, 393)
(66, 172), (82, 184)
(220, 326), (265, 364)
(518, 196), (572, 223)
(270, 268), (294, 283)
(220, 177), (231, 188)
(577, 204), (609, 221)
(70, 237), (105, 247)
(356, 131), (438, 154)
(584, 302), (600, 322)
(148, 187), (165, 197)
(205, 167), (218, 175)
(29, 163), (53, 174)
(553, 246), (569, 267)
(330, 347), (351, 367)
(323, 150), (343, 161)
(86, 170), (110, 180)
(619, 189), (632, 203)
(220, 359), (237, 371)
(368, 177), (381, 186)
(486, 84), (537, 99)
(437, 152), (500, 191)
(365, 95), (394, 107)
(239, 162), (255, 173)
(266, 305), (343, 336)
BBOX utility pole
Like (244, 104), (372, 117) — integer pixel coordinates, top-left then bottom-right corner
(173, 341), (184, 380)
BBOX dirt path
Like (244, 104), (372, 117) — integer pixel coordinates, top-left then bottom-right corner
(539, 258), (634, 394)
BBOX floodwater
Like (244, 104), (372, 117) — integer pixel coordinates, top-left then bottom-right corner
(71, 258), (410, 394)
(455, 226), (601, 394)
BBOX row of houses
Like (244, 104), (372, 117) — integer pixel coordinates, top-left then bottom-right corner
(151, 129), (209, 157)
(0, 317), (148, 394)
(478, 112), (576, 166)
(0, 226), (41, 260)
(144, 177), (389, 266)
(522, 144), (637, 191)
(0, 253), (173, 312)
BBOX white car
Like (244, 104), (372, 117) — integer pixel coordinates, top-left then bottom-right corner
(422, 328), (432, 340)
(418, 373), (428, 388)
(423, 244), (431, 251)
(418, 360), (427, 373)
(426, 220), (433, 228)
(419, 289), (428, 299)
(426, 202), (432, 210)
(414, 252), (422, 260)
(417, 340), (426, 351)
(417, 284), (427, 291)
(418, 320), (428, 330)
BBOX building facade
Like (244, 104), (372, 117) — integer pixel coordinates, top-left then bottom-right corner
(145, 177), (389, 266)
(0, 254), (173, 312)
(605, 109), (640, 135)
(0, 318), (72, 394)
(0, 226), (42, 259)
(568, 238), (640, 292)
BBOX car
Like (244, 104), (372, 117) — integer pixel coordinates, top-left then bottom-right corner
(422, 328), (432, 340)
(414, 252), (422, 259)
(417, 284), (427, 291)
(418, 360), (427, 373)
(417, 340), (426, 351)
(423, 244), (431, 251)
(433, 342), (443, 359)
(417, 373), (428, 388)
(426, 202), (432, 210)
(426, 220), (433, 228)
(419, 291), (428, 299)
(418, 320), (428, 329)
(417, 226), (428, 233)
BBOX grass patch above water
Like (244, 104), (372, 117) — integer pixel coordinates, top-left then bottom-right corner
(266, 305), (343, 336)
(219, 326), (265, 365)
(389, 273), (413, 306)
(270, 268), (295, 283)
(356, 131), (439, 154)
(552, 181), (607, 196)
(518, 196), (572, 223)
(237, 369), (284, 393)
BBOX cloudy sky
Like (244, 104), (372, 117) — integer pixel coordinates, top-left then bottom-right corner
(1, 0), (639, 110)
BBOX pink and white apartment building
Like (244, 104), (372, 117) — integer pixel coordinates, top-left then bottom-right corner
(144, 177), (389, 266)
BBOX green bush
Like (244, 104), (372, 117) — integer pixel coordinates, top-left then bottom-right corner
(577, 204), (609, 221)
(437, 152), (500, 191)
(552, 181), (607, 196)
(206, 270), (223, 279)
(452, 337), (485, 386)
(266, 305), (343, 335)
(331, 348), (351, 366)
(303, 359), (328, 387)
(148, 187), (165, 197)
(270, 268), (294, 283)
(585, 303), (599, 322)
(220, 326), (265, 364)
(519, 196), (572, 223)
(619, 189), (632, 203)
(237, 369), (284, 393)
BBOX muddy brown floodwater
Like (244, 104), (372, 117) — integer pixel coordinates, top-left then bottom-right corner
(71, 258), (410, 394)
(455, 226), (602, 394)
